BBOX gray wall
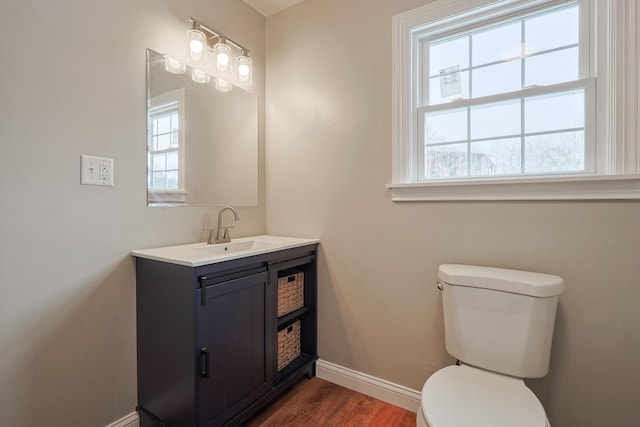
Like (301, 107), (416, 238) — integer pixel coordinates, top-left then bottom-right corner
(0, 1), (265, 426)
(264, 1), (640, 426)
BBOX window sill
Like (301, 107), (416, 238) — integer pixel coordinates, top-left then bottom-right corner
(386, 175), (640, 201)
(148, 190), (187, 205)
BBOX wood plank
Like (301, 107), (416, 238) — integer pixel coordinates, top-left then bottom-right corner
(244, 377), (417, 426)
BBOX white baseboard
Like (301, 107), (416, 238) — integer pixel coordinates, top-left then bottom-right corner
(106, 361), (422, 427)
(316, 359), (422, 413)
(105, 412), (139, 427)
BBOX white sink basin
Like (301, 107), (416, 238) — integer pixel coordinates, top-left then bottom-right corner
(132, 235), (319, 267)
(193, 239), (276, 255)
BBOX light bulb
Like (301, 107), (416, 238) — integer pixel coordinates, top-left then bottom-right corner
(236, 54), (252, 89)
(238, 64), (250, 76)
(189, 39), (204, 54)
(218, 53), (229, 67)
(213, 41), (231, 73)
(186, 28), (207, 66)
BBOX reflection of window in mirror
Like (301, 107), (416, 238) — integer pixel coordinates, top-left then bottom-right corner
(148, 88), (186, 204)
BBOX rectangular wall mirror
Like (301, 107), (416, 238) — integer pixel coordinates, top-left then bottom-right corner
(146, 49), (258, 207)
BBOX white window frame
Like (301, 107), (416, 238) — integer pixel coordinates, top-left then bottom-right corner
(389, 0), (640, 201)
(147, 88), (186, 205)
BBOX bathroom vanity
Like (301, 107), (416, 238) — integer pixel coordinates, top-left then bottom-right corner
(132, 236), (319, 427)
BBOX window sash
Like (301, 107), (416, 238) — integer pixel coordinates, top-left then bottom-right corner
(416, 78), (595, 180)
(419, 1), (586, 107)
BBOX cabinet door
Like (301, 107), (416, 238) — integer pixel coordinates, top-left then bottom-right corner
(197, 271), (272, 426)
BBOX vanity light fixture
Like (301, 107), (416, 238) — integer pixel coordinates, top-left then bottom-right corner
(164, 55), (186, 74)
(192, 68), (211, 84)
(186, 21), (206, 67)
(184, 18), (253, 92)
(213, 39), (232, 74)
(215, 78), (232, 93)
(236, 50), (253, 89)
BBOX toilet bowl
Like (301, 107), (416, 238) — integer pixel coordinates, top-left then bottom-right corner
(418, 264), (564, 427)
(417, 365), (550, 427)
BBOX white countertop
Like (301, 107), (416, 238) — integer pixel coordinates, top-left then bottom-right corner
(131, 235), (320, 267)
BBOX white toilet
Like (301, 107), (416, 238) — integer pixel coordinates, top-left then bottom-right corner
(417, 264), (565, 427)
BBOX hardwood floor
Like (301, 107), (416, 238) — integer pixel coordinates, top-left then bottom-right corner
(244, 377), (417, 426)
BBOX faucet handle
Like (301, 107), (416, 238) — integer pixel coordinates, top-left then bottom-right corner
(222, 226), (233, 240)
(202, 227), (217, 244)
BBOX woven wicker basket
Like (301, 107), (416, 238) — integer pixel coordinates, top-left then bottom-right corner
(277, 271), (304, 317)
(277, 320), (301, 371)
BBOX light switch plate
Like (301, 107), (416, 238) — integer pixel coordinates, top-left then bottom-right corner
(81, 155), (114, 186)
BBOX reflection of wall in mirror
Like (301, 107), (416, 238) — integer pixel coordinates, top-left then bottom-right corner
(147, 49), (258, 206)
(187, 81), (258, 206)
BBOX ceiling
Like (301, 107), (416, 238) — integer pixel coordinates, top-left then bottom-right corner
(243, 0), (305, 16)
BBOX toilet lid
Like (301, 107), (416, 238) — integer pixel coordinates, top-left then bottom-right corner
(422, 365), (547, 427)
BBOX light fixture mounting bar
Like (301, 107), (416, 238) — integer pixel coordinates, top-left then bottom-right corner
(189, 18), (250, 54)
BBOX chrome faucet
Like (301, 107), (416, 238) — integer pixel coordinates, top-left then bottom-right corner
(206, 206), (239, 244)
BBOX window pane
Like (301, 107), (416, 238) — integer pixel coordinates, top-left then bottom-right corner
(472, 22), (521, 66)
(525, 5), (579, 55)
(170, 112), (179, 132)
(152, 172), (166, 189)
(426, 143), (468, 178)
(171, 131), (180, 148)
(471, 138), (522, 175)
(525, 47), (578, 87)
(156, 133), (171, 150)
(470, 99), (521, 140)
(525, 131), (584, 173)
(170, 113), (179, 146)
(166, 171), (179, 190)
(152, 153), (166, 171)
(425, 108), (467, 144)
(472, 60), (521, 98)
(525, 90), (584, 133)
(166, 152), (179, 170)
(429, 36), (469, 76)
(429, 71), (469, 104)
(157, 115), (171, 134)
(152, 118), (158, 136)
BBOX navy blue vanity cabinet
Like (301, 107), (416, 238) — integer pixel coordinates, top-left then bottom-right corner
(135, 243), (318, 427)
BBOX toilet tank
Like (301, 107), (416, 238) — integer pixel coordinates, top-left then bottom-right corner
(438, 264), (565, 378)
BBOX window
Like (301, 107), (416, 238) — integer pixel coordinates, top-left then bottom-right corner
(390, 0), (640, 200)
(148, 89), (186, 204)
(421, 3), (591, 179)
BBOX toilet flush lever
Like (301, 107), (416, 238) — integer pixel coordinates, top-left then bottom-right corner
(437, 282), (444, 291)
